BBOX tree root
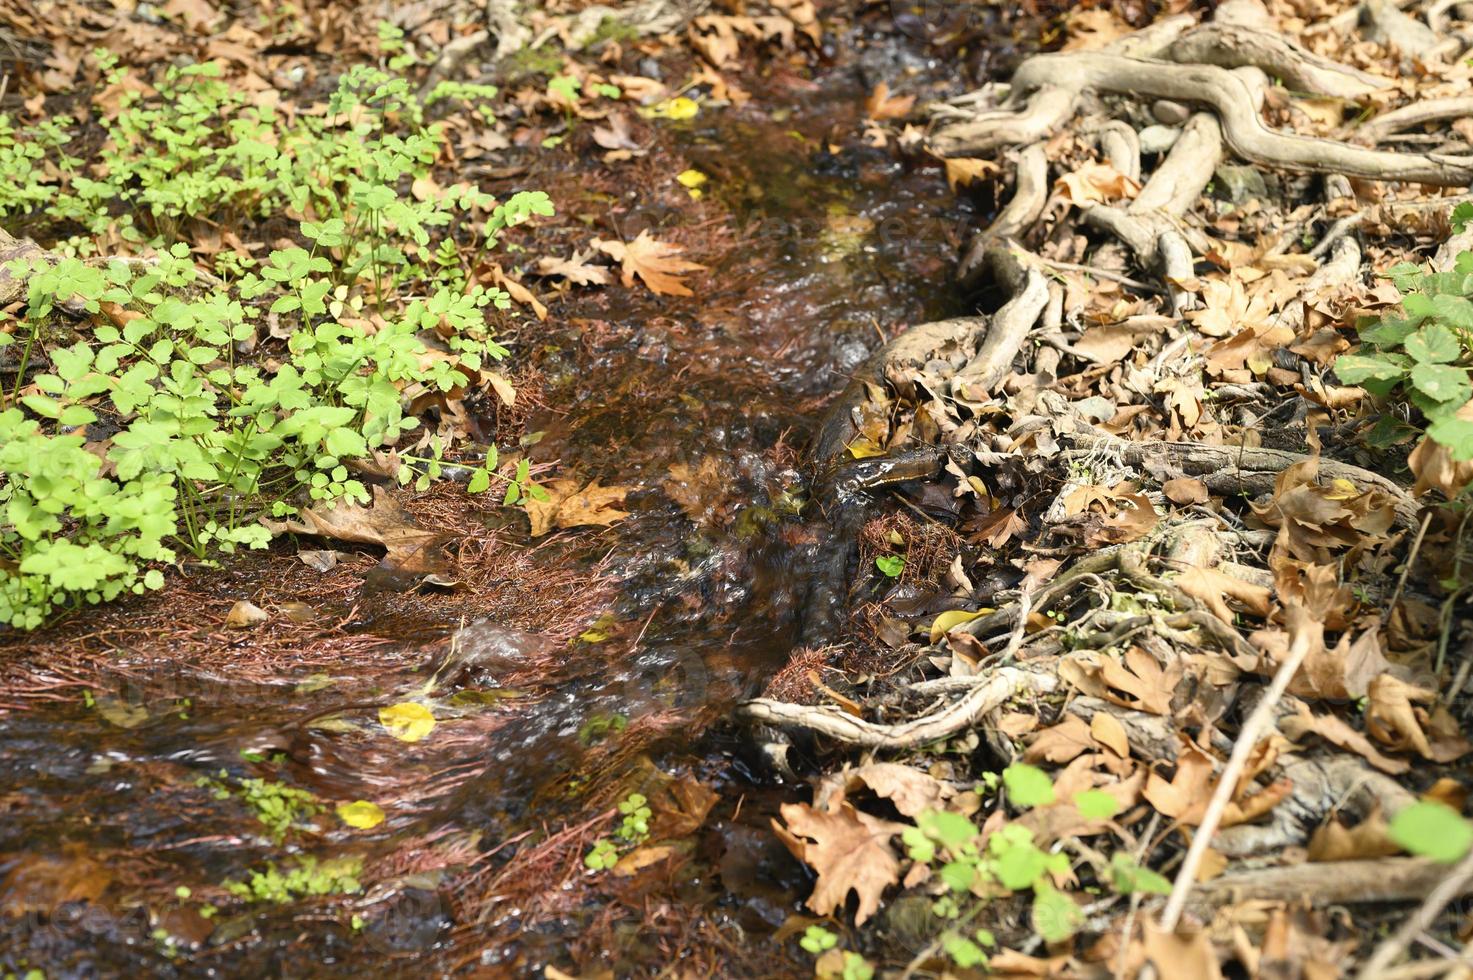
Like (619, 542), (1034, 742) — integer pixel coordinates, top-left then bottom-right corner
(1357, 97), (1473, 144)
(736, 667), (1059, 750)
(933, 52), (1473, 186)
(1165, 22), (1392, 99)
(958, 143), (1048, 287)
(1185, 857), (1473, 918)
(1059, 431), (1423, 528)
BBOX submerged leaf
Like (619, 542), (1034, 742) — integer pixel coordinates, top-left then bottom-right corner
(379, 702), (436, 743)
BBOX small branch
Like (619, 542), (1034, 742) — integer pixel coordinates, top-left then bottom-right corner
(1357, 848), (1473, 978)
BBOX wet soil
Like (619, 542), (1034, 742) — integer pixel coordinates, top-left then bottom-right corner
(0, 16), (1022, 978)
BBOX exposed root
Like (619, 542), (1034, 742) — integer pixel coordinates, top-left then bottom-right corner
(737, 667), (1058, 749)
(1186, 857), (1473, 916)
(934, 53), (1473, 185)
(1165, 22), (1392, 99)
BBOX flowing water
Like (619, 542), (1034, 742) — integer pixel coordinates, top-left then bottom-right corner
(0, 19), (1021, 977)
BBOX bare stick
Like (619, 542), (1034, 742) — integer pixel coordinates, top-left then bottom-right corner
(1357, 847), (1473, 978)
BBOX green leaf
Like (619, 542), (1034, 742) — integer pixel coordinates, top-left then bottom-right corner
(1411, 363), (1471, 404)
(1389, 801), (1473, 862)
(1334, 352), (1408, 384)
(1428, 414), (1473, 461)
(20, 394), (62, 419)
(1109, 853), (1172, 895)
(917, 810), (978, 851)
(1073, 789), (1120, 820)
(1031, 884), (1083, 943)
(1404, 323), (1461, 364)
(1002, 763), (1055, 808)
(875, 555), (904, 577)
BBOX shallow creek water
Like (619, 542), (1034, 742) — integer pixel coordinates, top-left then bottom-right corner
(0, 26), (996, 977)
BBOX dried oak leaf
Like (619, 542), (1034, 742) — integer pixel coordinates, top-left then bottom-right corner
(593, 230), (706, 296)
(535, 248), (611, 286)
(1307, 808), (1399, 862)
(773, 801), (905, 925)
(261, 486), (450, 577)
(1054, 161), (1141, 205)
(523, 478), (632, 537)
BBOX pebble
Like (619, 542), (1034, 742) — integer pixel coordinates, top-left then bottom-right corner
(1138, 125), (1181, 154)
(1151, 99), (1191, 125)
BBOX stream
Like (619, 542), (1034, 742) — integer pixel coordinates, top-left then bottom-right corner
(0, 18), (1013, 977)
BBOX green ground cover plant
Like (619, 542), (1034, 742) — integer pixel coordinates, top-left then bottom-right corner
(0, 52), (552, 629)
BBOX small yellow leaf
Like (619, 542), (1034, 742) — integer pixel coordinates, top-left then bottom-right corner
(337, 800), (386, 829)
(929, 609), (985, 644)
(845, 436), (886, 459)
(676, 169), (708, 199)
(643, 96), (699, 120)
(379, 702), (436, 743)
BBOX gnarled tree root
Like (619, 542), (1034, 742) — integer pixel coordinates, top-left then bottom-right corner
(934, 52), (1473, 185)
(737, 667), (1058, 750)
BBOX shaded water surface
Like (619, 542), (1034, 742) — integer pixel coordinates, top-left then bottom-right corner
(0, 25), (990, 977)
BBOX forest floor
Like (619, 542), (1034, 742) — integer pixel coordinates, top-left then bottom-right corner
(2, 0), (1473, 978)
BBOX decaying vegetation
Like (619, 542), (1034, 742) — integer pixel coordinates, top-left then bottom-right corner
(745, 0), (1473, 975)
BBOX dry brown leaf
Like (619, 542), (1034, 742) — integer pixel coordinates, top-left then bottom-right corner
(261, 486), (450, 576)
(1090, 712), (1130, 758)
(1024, 714), (1099, 764)
(846, 763), (956, 818)
(593, 230), (706, 296)
(1095, 647), (1179, 716)
(1366, 674), (1472, 762)
(1141, 922), (1223, 980)
(1281, 702), (1410, 775)
(1174, 566), (1272, 625)
(1163, 477), (1209, 505)
(772, 801), (904, 925)
(944, 157), (999, 191)
(523, 478), (632, 537)
(535, 248), (611, 286)
(864, 82), (914, 121)
(1409, 401), (1473, 498)
(1307, 809), (1399, 862)
(1143, 737), (1216, 820)
(225, 599), (269, 629)
(1054, 161), (1141, 206)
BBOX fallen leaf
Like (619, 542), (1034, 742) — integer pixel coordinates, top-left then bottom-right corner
(1055, 161), (1141, 206)
(225, 600), (269, 629)
(337, 800), (386, 829)
(379, 702), (436, 743)
(592, 230), (706, 296)
(262, 486), (451, 578)
(1281, 702), (1409, 775)
(1025, 715), (1099, 764)
(298, 549), (339, 572)
(864, 82), (914, 120)
(1174, 566), (1272, 625)
(841, 763), (956, 818)
(943, 158), (998, 191)
(535, 248), (611, 286)
(1163, 477), (1209, 505)
(929, 609), (986, 644)
(613, 844), (678, 876)
(523, 478), (632, 537)
(1091, 712), (1130, 758)
(1308, 809), (1399, 861)
(1142, 922), (1223, 980)
(773, 801), (905, 925)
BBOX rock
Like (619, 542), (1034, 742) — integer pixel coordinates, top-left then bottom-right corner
(1214, 163), (1269, 204)
(1151, 99), (1191, 125)
(1138, 125), (1181, 154)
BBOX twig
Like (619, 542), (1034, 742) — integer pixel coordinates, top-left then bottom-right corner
(1358, 847), (1473, 978)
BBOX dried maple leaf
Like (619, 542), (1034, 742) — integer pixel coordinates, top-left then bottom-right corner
(1366, 674), (1472, 762)
(772, 801), (904, 925)
(522, 478), (632, 537)
(1024, 714), (1098, 764)
(820, 763), (957, 818)
(1174, 566), (1272, 625)
(1054, 161), (1140, 205)
(864, 82), (914, 121)
(943, 158), (998, 191)
(592, 230), (706, 296)
(1281, 702), (1409, 775)
(535, 248), (611, 286)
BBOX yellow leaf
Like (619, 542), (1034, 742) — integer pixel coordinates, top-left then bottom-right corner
(379, 702), (436, 743)
(643, 96), (699, 120)
(845, 436), (886, 459)
(336, 800), (386, 829)
(676, 169), (708, 199)
(929, 609), (985, 644)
